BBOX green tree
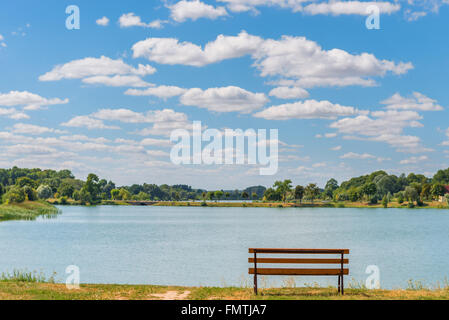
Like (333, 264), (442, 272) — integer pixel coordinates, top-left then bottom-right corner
(82, 173), (100, 203)
(110, 189), (120, 200)
(241, 191), (249, 199)
(16, 177), (37, 188)
(294, 185), (305, 203)
(215, 190), (224, 201)
(421, 183), (432, 201)
(404, 186), (419, 204)
(3, 186), (26, 204)
(37, 185), (52, 200)
(431, 183), (446, 199)
(23, 186), (37, 201)
(118, 188), (131, 201)
(361, 183), (377, 201)
(137, 192), (150, 200)
(324, 179), (338, 199)
(58, 184), (75, 198)
(263, 188), (281, 201)
(273, 180), (292, 202)
(433, 168), (449, 184)
(382, 195), (388, 208)
(305, 183), (320, 204)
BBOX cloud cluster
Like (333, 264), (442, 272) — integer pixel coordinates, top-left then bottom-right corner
(169, 0), (228, 22)
(39, 56), (156, 87)
(303, 1), (400, 16)
(254, 99), (361, 120)
(61, 108), (191, 136)
(119, 13), (168, 29)
(132, 31), (412, 88)
(127, 85), (268, 113)
(381, 92), (443, 111)
(330, 107), (430, 153)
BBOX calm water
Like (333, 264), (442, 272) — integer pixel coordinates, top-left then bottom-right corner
(1, 206), (448, 289)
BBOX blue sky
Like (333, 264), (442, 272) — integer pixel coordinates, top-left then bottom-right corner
(1, 0), (449, 189)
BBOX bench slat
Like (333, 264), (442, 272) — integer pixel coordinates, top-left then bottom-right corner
(249, 268), (349, 276)
(248, 258), (349, 264)
(249, 248), (349, 254)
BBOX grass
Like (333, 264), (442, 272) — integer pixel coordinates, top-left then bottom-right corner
(1, 281), (449, 300)
(0, 201), (59, 222)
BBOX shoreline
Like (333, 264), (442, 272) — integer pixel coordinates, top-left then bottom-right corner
(0, 281), (448, 300)
(50, 199), (449, 210)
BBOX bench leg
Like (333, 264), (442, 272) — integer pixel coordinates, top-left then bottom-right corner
(341, 275), (344, 295)
(254, 274), (258, 295)
(338, 275), (341, 294)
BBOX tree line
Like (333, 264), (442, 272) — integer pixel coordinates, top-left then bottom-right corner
(0, 167), (266, 205)
(262, 169), (449, 207)
(1, 166), (449, 206)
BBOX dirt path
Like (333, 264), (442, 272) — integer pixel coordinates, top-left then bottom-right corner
(151, 290), (191, 300)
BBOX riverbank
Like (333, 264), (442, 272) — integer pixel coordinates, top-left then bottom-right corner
(48, 198), (449, 209)
(0, 201), (59, 222)
(1, 281), (449, 300)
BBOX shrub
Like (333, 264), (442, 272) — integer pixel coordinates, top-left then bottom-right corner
(37, 185), (53, 200)
(382, 196), (388, 208)
(407, 202), (415, 208)
(397, 192), (405, 204)
(3, 186), (26, 204)
(72, 190), (80, 201)
(369, 196), (378, 205)
(60, 196), (68, 205)
(200, 202), (207, 206)
(23, 186), (37, 201)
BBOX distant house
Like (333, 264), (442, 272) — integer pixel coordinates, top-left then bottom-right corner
(438, 185), (449, 202)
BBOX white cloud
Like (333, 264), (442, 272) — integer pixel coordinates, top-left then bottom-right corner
(82, 75), (153, 87)
(12, 123), (65, 135)
(96, 16), (110, 26)
(39, 56), (156, 87)
(148, 19), (169, 29)
(331, 145), (342, 151)
(253, 99), (360, 120)
(132, 31), (412, 88)
(132, 31), (264, 67)
(217, 0), (306, 13)
(180, 86), (268, 113)
(125, 85), (187, 99)
(303, 1), (400, 16)
(269, 86), (309, 99)
(330, 109), (432, 153)
(140, 138), (173, 147)
(381, 92), (443, 111)
(0, 91), (68, 110)
(340, 152), (390, 162)
(61, 116), (120, 130)
(340, 152), (376, 159)
(400, 155), (428, 164)
(119, 13), (165, 29)
(0, 107), (29, 120)
(169, 0), (228, 22)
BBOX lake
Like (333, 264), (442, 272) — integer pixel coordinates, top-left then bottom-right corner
(0, 206), (448, 289)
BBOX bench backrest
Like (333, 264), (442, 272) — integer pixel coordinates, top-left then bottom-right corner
(248, 248), (349, 276)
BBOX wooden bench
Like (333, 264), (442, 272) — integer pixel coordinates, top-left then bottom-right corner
(248, 248), (349, 295)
